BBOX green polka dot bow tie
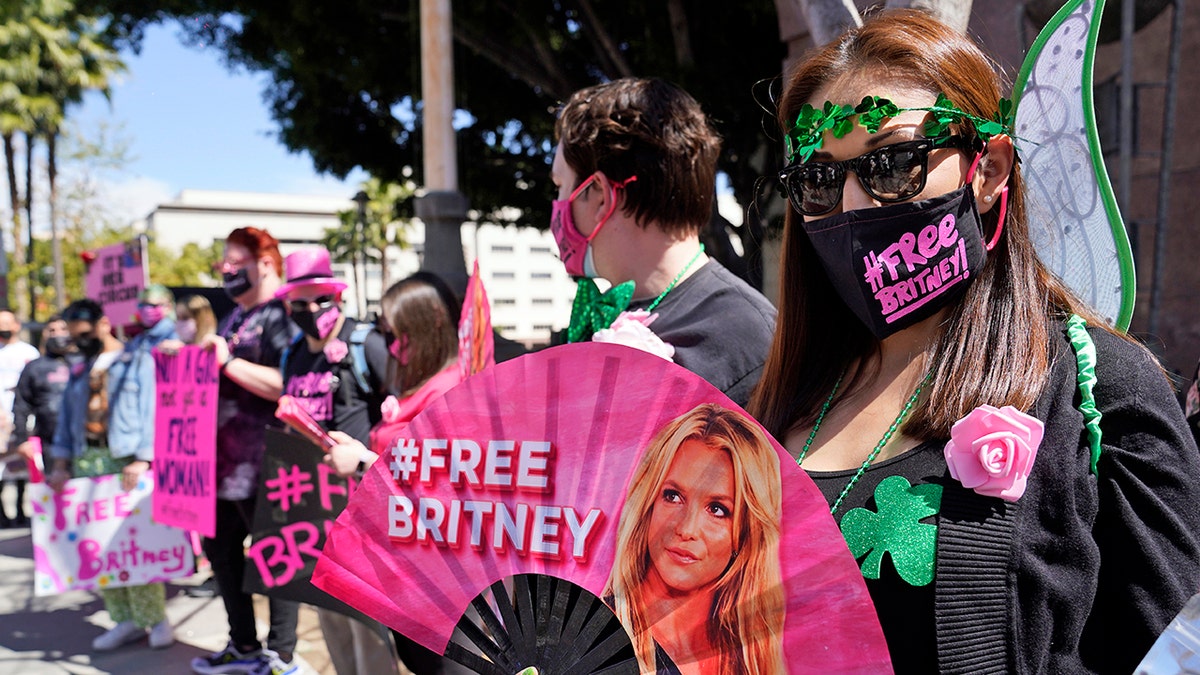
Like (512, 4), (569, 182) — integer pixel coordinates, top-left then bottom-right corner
(566, 278), (635, 343)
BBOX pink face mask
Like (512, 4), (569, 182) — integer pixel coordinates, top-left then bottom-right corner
(139, 304), (166, 328)
(389, 333), (410, 366)
(550, 173), (637, 277)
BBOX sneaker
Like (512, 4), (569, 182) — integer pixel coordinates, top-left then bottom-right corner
(92, 620), (146, 651)
(185, 576), (219, 598)
(191, 642), (262, 674)
(148, 619), (175, 649)
(248, 649), (299, 675)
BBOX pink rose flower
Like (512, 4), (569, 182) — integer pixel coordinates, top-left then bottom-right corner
(944, 404), (1043, 502)
(380, 395), (402, 424)
(324, 339), (349, 364)
(591, 310), (675, 361)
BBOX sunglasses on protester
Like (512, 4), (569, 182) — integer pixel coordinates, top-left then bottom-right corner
(287, 295), (336, 312)
(779, 137), (978, 216)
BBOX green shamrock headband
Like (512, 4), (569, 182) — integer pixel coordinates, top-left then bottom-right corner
(784, 93), (1016, 164)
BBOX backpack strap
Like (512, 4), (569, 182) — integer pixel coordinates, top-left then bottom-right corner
(346, 322), (375, 396)
(279, 332), (306, 383)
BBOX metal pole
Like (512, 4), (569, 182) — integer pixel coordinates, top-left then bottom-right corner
(1118, 0), (1134, 218)
(421, 0), (457, 192)
(417, 0), (469, 293)
(355, 191), (368, 318)
(1148, 0), (1185, 336)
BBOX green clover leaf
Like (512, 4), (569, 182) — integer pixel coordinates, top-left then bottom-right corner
(839, 475), (943, 587)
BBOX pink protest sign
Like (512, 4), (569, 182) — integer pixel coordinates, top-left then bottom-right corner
(152, 346), (219, 538)
(83, 239), (148, 327)
(29, 473), (193, 596)
(313, 343), (891, 673)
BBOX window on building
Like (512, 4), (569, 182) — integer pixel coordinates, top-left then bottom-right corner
(493, 271), (516, 280)
(494, 298), (516, 306)
(532, 298), (554, 305)
(531, 246), (553, 254)
(533, 324), (553, 331)
(531, 272), (553, 279)
(491, 245), (515, 253)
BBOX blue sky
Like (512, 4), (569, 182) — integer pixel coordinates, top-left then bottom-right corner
(72, 21), (365, 219)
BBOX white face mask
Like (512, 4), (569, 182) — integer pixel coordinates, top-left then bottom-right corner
(176, 318), (197, 343)
(582, 245), (600, 279)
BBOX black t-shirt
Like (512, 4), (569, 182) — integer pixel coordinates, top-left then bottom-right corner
(216, 299), (295, 500)
(282, 319), (389, 445)
(809, 442), (948, 674)
(626, 260), (776, 408)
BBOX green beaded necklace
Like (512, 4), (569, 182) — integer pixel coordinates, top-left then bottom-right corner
(645, 244), (705, 312)
(798, 371), (932, 515)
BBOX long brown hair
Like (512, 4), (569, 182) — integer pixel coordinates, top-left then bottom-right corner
(749, 9), (1123, 441)
(178, 294), (217, 344)
(605, 404), (785, 675)
(380, 272), (460, 395)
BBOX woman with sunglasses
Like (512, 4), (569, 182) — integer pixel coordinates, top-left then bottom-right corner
(749, 10), (1200, 673)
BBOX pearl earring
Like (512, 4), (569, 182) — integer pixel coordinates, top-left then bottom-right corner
(984, 195), (993, 203)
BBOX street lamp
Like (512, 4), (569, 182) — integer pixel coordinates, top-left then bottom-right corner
(353, 190), (369, 317)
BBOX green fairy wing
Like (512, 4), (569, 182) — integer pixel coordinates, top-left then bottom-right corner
(1012, 0), (1136, 331)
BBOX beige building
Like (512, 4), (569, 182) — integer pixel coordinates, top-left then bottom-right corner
(144, 189), (577, 347)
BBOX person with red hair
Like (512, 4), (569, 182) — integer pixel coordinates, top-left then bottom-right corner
(193, 226), (301, 675)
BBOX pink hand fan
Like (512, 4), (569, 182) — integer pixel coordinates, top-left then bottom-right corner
(313, 342), (890, 673)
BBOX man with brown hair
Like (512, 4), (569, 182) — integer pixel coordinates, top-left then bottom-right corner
(551, 77), (775, 406)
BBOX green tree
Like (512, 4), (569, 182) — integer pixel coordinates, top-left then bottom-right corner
(324, 175), (416, 316)
(81, 0), (785, 287)
(0, 0), (123, 317)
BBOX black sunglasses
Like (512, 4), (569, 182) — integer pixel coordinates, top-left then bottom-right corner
(288, 295), (335, 312)
(779, 137), (977, 216)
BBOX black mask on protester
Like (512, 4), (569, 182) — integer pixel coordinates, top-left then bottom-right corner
(291, 304), (340, 341)
(45, 336), (73, 355)
(799, 184), (988, 340)
(223, 268), (254, 300)
(75, 334), (103, 358)
(0, 331), (12, 341)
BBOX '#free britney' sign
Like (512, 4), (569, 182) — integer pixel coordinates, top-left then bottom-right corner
(314, 343), (891, 673)
(30, 474), (193, 596)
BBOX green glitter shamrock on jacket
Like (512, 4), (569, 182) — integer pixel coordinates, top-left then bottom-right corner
(839, 475), (944, 587)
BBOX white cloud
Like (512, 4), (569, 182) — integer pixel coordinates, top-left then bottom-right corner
(106, 175), (176, 222)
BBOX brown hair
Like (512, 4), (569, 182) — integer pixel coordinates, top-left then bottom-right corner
(226, 226), (283, 274)
(380, 272), (460, 395)
(555, 78), (721, 237)
(177, 294), (217, 344)
(749, 9), (1125, 440)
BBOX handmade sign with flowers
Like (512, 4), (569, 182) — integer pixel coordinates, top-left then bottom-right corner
(943, 404), (1044, 502)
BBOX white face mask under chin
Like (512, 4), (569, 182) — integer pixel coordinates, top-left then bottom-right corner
(583, 245), (600, 279)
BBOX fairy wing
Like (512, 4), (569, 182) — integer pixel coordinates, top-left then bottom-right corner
(1012, 0), (1136, 330)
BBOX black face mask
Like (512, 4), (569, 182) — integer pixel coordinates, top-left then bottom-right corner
(75, 334), (103, 358)
(45, 336), (73, 355)
(291, 304), (341, 341)
(0, 331), (12, 341)
(800, 184), (988, 340)
(223, 268), (254, 300)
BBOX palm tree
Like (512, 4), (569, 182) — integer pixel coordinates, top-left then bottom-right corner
(325, 176), (416, 316)
(26, 0), (123, 310)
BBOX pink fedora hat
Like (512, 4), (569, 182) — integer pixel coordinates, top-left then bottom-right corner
(275, 248), (348, 299)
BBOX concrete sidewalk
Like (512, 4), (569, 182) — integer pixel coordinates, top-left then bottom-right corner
(0, 526), (335, 675)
